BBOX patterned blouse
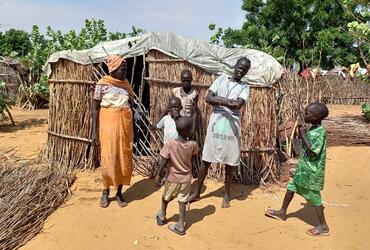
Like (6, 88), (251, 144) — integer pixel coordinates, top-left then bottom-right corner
(93, 85), (130, 108)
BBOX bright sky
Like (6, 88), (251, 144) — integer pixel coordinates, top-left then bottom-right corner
(0, 0), (245, 41)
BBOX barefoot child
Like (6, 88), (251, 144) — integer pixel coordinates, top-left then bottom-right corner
(155, 117), (198, 236)
(265, 102), (330, 236)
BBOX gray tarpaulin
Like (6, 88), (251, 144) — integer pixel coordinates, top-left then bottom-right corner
(45, 32), (284, 86)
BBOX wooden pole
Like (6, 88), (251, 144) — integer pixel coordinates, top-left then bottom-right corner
(139, 48), (146, 101)
(131, 56), (137, 88)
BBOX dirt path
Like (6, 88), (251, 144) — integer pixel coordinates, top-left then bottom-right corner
(0, 107), (48, 159)
(1, 106), (369, 249)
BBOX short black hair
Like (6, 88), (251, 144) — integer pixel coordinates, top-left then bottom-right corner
(236, 57), (251, 69)
(307, 102), (329, 121)
(175, 116), (193, 137)
(181, 69), (192, 77)
(169, 96), (182, 106)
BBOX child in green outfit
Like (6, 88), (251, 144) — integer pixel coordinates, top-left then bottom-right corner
(265, 102), (330, 236)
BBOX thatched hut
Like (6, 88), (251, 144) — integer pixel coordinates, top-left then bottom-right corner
(44, 32), (284, 184)
(0, 57), (28, 99)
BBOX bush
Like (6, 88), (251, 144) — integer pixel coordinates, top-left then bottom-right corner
(17, 74), (49, 109)
(361, 103), (370, 122)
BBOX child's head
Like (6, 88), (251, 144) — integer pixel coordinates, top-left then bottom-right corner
(233, 57), (251, 81)
(181, 70), (193, 92)
(304, 102), (329, 124)
(168, 96), (182, 120)
(175, 116), (193, 139)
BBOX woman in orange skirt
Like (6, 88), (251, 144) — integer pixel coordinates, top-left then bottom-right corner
(91, 55), (135, 208)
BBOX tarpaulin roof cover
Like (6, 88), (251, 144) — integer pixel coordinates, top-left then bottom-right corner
(45, 32), (284, 86)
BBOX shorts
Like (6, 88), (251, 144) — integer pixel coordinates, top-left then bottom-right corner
(163, 181), (191, 203)
(287, 181), (322, 206)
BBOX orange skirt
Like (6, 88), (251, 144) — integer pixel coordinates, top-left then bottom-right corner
(99, 107), (133, 187)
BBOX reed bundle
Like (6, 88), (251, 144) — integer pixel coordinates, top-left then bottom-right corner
(0, 151), (75, 250)
(323, 116), (370, 146)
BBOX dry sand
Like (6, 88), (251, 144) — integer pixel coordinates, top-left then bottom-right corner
(1, 106), (369, 250)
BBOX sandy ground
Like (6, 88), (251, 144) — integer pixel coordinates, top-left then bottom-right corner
(0, 107), (48, 159)
(1, 105), (369, 250)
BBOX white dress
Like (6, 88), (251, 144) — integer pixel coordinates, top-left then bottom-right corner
(202, 74), (250, 166)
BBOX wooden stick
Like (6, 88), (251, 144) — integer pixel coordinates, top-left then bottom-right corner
(48, 131), (92, 143)
(139, 49), (146, 101)
(5, 107), (15, 126)
(48, 79), (95, 85)
(131, 56), (137, 88)
(146, 59), (186, 63)
(241, 148), (276, 152)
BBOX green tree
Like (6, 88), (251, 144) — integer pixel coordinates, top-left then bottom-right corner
(0, 29), (31, 57)
(23, 25), (49, 82)
(344, 0), (370, 66)
(210, 0), (369, 69)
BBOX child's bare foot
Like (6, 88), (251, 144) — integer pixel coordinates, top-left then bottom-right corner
(306, 226), (329, 236)
(221, 194), (231, 208)
(168, 223), (186, 236)
(264, 208), (286, 221)
(100, 190), (109, 208)
(116, 194), (128, 207)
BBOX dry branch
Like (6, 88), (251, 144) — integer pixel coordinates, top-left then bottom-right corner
(0, 153), (75, 250)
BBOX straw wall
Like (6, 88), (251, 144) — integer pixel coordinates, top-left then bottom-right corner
(147, 50), (278, 184)
(44, 59), (98, 169)
(0, 62), (21, 99)
(279, 74), (370, 123)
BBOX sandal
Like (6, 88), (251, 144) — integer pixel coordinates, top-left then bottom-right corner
(100, 190), (109, 208)
(156, 210), (167, 226)
(264, 208), (285, 221)
(168, 224), (186, 236)
(116, 194), (128, 208)
(306, 227), (330, 236)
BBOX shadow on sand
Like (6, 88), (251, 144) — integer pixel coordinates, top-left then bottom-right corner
(191, 179), (258, 203)
(285, 204), (325, 226)
(124, 177), (160, 203)
(167, 204), (216, 230)
(0, 118), (47, 133)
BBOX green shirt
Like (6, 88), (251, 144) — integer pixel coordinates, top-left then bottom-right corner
(293, 125), (327, 191)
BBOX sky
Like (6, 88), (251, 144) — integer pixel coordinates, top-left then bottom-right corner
(0, 0), (246, 41)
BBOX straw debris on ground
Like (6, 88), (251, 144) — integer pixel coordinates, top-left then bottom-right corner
(0, 150), (76, 250)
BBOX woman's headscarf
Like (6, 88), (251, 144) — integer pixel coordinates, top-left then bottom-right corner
(108, 55), (125, 73)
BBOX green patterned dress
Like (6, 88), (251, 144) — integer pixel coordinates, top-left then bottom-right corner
(287, 125), (327, 206)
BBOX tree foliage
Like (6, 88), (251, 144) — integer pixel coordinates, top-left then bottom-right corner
(210, 0), (370, 69)
(0, 29), (31, 57)
(345, 0), (370, 65)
